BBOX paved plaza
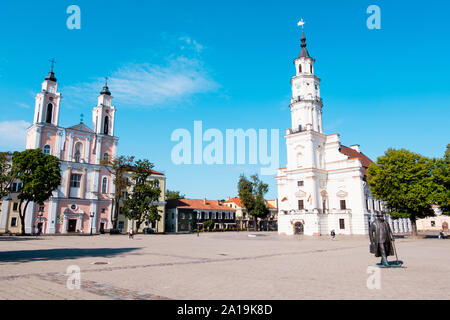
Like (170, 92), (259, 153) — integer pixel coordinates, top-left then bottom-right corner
(0, 232), (449, 300)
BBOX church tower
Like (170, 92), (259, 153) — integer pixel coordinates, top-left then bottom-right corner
(32, 62), (62, 126)
(290, 30), (323, 134)
(92, 79), (116, 136)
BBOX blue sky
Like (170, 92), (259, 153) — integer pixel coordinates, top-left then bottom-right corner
(0, 0), (449, 200)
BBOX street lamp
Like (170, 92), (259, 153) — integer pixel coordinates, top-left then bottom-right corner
(90, 212), (95, 235)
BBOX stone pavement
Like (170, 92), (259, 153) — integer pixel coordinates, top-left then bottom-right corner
(0, 232), (449, 300)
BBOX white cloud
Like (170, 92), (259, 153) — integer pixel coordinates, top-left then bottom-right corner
(179, 36), (204, 53)
(15, 102), (32, 109)
(0, 120), (30, 151)
(63, 56), (219, 109)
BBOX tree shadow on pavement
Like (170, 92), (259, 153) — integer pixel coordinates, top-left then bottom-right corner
(0, 237), (45, 242)
(0, 247), (141, 263)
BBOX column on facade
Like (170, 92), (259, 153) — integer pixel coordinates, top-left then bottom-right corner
(77, 212), (84, 232)
(89, 201), (99, 233)
(68, 134), (74, 161)
(0, 197), (10, 232)
(95, 137), (103, 164)
(34, 127), (42, 149)
(46, 197), (58, 234)
(24, 202), (36, 234)
(66, 166), (72, 197)
(86, 137), (91, 164)
(80, 168), (87, 199)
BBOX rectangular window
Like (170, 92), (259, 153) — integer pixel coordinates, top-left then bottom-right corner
(298, 200), (304, 210)
(70, 174), (81, 188)
(218, 212), (222, 220)
(118, 221), (125, 230)
(13, 203), (18, 211)
(340, 200), (346, 210)
(339, 219), (345, 230)
(10, 217), (17, 227)
(297, 181), (304, 187)
(172, 212), (174, 219)
(431, 221), (436, 227)
(212, 212), (216, 219)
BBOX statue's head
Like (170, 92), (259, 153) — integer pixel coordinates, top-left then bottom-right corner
(376, 212), (385, 220)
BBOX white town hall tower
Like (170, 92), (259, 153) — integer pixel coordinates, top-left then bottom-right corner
(276, 26), (413, 236)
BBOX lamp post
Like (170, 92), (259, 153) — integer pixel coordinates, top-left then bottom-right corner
(90, 212), (95, 235)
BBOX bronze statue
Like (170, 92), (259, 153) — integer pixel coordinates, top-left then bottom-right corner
(369, 213), (403, 268)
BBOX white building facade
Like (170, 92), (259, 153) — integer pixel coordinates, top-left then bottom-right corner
(276, 30), (411, 236)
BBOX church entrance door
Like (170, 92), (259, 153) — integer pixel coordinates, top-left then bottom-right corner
(294, 222), (304, 235)
(68, 219), (77, 233)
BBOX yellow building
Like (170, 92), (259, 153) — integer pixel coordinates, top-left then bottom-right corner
(116, 168), (166, 233)
(0, 183), (24, 234)
(223, 197), (278, 230)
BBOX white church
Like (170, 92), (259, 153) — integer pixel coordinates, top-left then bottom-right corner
(276, 26), (412, 236)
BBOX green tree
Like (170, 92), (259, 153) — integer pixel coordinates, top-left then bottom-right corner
(166, 190), (185, 200)
(0, 152), (14, 198)
(12, 149), (61, 235)
(102, 155), (134, 230)
(203, 219), (214, 231)
(367, 148), (435, 236)
(121, 159), (162, 232)
(431, 144), (450, 215)
(238, 174), (269, 231)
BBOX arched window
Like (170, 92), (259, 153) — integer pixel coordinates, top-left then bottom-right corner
(103, 153), (109, 161)
(299, 65), (302, 73)
(310, 65), (313, 73)
(74, 142), (83, 163)
(103, 116), (109, 135)
(46, 103), (53, 124)
(43, 145), (51, 155)
(102, 177), (108, 194)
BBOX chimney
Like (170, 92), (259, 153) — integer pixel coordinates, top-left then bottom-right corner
(350, 144), (360, 153)
(204, 198), (207, 205)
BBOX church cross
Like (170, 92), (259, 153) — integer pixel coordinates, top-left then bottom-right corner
(49, 58), (56, 72)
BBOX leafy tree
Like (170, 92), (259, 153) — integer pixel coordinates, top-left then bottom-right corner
(431, 144), (450, 215)
(101, 155), (134, 229)
(166, 190), (185, 200)
(367, 149), (435, 236)
(0, 152), (14, 198)
(121, 159), (162, 232)
(203, 219), (214, 231)
(238, 174), (269, 231)
(12, 149), (61, 235)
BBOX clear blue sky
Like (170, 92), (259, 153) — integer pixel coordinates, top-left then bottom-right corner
(0, 0), (449, 200)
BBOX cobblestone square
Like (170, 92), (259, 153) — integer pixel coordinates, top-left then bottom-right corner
(0, 232), (449, 300)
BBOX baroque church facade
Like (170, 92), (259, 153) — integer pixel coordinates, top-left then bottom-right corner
(276, 30), (412, 236)
(22, 69), (119, 234)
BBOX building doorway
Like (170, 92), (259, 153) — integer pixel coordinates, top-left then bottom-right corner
(37, 223), (43, 234)
(68, 219), (77, 233)
(294, 222), (304, 235)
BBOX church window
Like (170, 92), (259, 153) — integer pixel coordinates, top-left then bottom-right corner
(297, 181), (304, 187)
(103, 153), (109, 161)
(339, 219), (345, 230)
(322, 200), (327, 211)
(46, 104), (53, 124)
(299, 64), (302, 73)
(70, 174), (81, 188)
(298, 200), (304, 210)
(104, 116), (109, 135)
(340, 200), (347, 210)
(310, 65), (313, 73)
(43, 145), (51, 155)
(102, 177), (108, 194)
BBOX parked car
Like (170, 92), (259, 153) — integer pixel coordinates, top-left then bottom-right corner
(143, 228), (155, 234)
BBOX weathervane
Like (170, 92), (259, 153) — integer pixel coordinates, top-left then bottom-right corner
(297, 18), (305, 31)
(105, 77), (109, 86)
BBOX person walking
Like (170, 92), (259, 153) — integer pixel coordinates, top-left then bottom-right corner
(129, 228), (134, 240)
(331, 229), (336, 240)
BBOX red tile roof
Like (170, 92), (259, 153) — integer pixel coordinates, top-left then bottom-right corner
(166, 199), (236, 211)
(339, 145), (374, 176)
(223, 197), (244, 208)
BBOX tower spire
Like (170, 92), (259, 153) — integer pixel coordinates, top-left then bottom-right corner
(45, 58), (57, 82)
(298, 19), (310, 58)
(100, 77), (111, 96)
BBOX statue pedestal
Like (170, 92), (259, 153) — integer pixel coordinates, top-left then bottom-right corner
(374, 260), (405, 268)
